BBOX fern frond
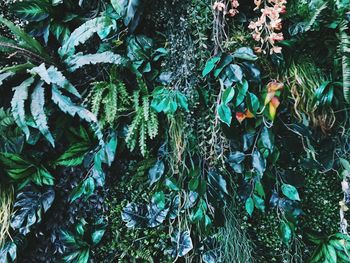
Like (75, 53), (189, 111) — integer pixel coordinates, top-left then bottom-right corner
(30, 80), (55, 147)
(147, 110), (158, 139)
(104, 84), (118, 125)
(304, 2), (327, 32)
(11, 77), (35, 140)
(142, 96), (150, 121)
(91, 82), (106, 116)
(340, 21), (350, 103)
(139, 118), (147, 156)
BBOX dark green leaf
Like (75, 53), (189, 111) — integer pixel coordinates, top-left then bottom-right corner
(202, 56), (220, 77)
(217, 103), (232, 126)
(281, 184), (300, 201)
(245, 197), (254, 216)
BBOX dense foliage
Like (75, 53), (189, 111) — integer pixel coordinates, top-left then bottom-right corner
(1, 0), (350, 262)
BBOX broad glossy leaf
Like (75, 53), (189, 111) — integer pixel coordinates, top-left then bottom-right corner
(235, 79), (249, 106)
(12, 1), (50, 22)
(148, 159), (165, 185)
(147, 203), (169, 228)
(252, 150), (266, 175)
(11, 188), (55, 235)
(207, 169), (228, 200)
(55, 142), (91, 166)
(121, 203), (148, 228)
(0, 72), (14, 85)
(167, 230), (193, 257)
(0, 242), (17, 263)
(202, 56), (220, 77)
(214, 54), (233, 77)
(222, 87), (235, 105)
(281, 184), (300, 201)
(279, 221), (292, 244)
(245, 197), (254, 216)
(220, 64), (243, 87)
(233, 47), (258, 61)
(246, 92), (259, 114)
(217, 103), (232, 126)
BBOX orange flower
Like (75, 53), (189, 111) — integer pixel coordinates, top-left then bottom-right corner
(236, 109), (255, 123)
(264, 81), (283, 105)
(269, 97), (280, 120)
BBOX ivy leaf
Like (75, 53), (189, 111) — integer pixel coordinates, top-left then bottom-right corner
(202, 56), (220, 77)
(207, 169), (228, 200)
(121, 203), (148, 228)
(252, 150), (266, 175)
(220, 64), (243, 87)
(11, 77), (35, 140)
(148, 159), (165, 185)
(217, 103), (232, 126)
(235, 79), (249, 106)
(30, 80), (55, 147)
(259, 126), (274, 151)
(245, 197), (254, 216)
(227, 151), (245, 173)
(281, 184), (300, 201)
(246, 92), (260, 114)
(233, 47), (258, 61)
(214, 54), (233, 77)
(253, 194), (265, 212)
(222, 87), (235, 105)
(11, 188), (55, 235)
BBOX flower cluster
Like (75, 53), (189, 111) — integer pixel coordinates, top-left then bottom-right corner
(213, 0), (240, 17)
(248, 0), (287, 55)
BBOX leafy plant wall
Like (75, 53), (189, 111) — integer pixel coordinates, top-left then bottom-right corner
(1, 0), (350, 262)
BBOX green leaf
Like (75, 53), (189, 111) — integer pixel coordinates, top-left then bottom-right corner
(214, 54), (233, 77)
(91, 229), (106, 245)
(233, 47), (258, 61)
(11, 188), (55, 235)
(11, 77), (35, 140)
(252, 150), (266, 175)
(165, 178), (180, 191)
(152, 191), (166, 210)
(59, 17), (116, 57)
(202, 56), (220, 77)
(0, 16), (49, 60)
(0, 242), (17, 263)
(340, 158), (350, 172)
(217, 103), (232, 126)
(12, 1), (50, 22)
(254, 181), (265, 198)
(247, 92), (259, 114)
(245, 197), (254, 216)
(30, 80), (55, 147)
(281, 184), (300, 201)
(253, 194), (265, 212)
(55, 142), (91, 166)
(66, 51), (127, 72)
(0, 72), (14, 85)
(148, 159), (165, 185)
(222, 87), (235, 105)
(235, 80), (248, 106)
(325, 245), (337, 263)
(279, 221), (292, 244)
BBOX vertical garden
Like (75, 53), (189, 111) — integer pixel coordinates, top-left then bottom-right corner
(1, 0), (350, 262)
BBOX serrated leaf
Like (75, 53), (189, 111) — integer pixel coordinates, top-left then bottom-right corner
(30, 80), (54, 147)
(66, 51), (127, 72)
(59, 17), (116, 57)
(11, 77), (35, 140)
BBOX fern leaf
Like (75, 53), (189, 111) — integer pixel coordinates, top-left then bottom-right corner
(142, 96), (149, 121)
(341, 23), (350, 103)
(11, 77), (35, 140)
(91, 82), (106, 116)
(29, 63), (81, 98)
(139, 118), (147, 156)
(59, 17), (116, 57)
(30, 80), (55, 147)
(66, 51), (127, 72)
(51, 85), (103, 144)
(148, 110), (158, 139)
(104, 84), (118, 125)
(304, 2), (327, 32)
(0, 72), (14, 85)
(117, 81), (130, 105)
